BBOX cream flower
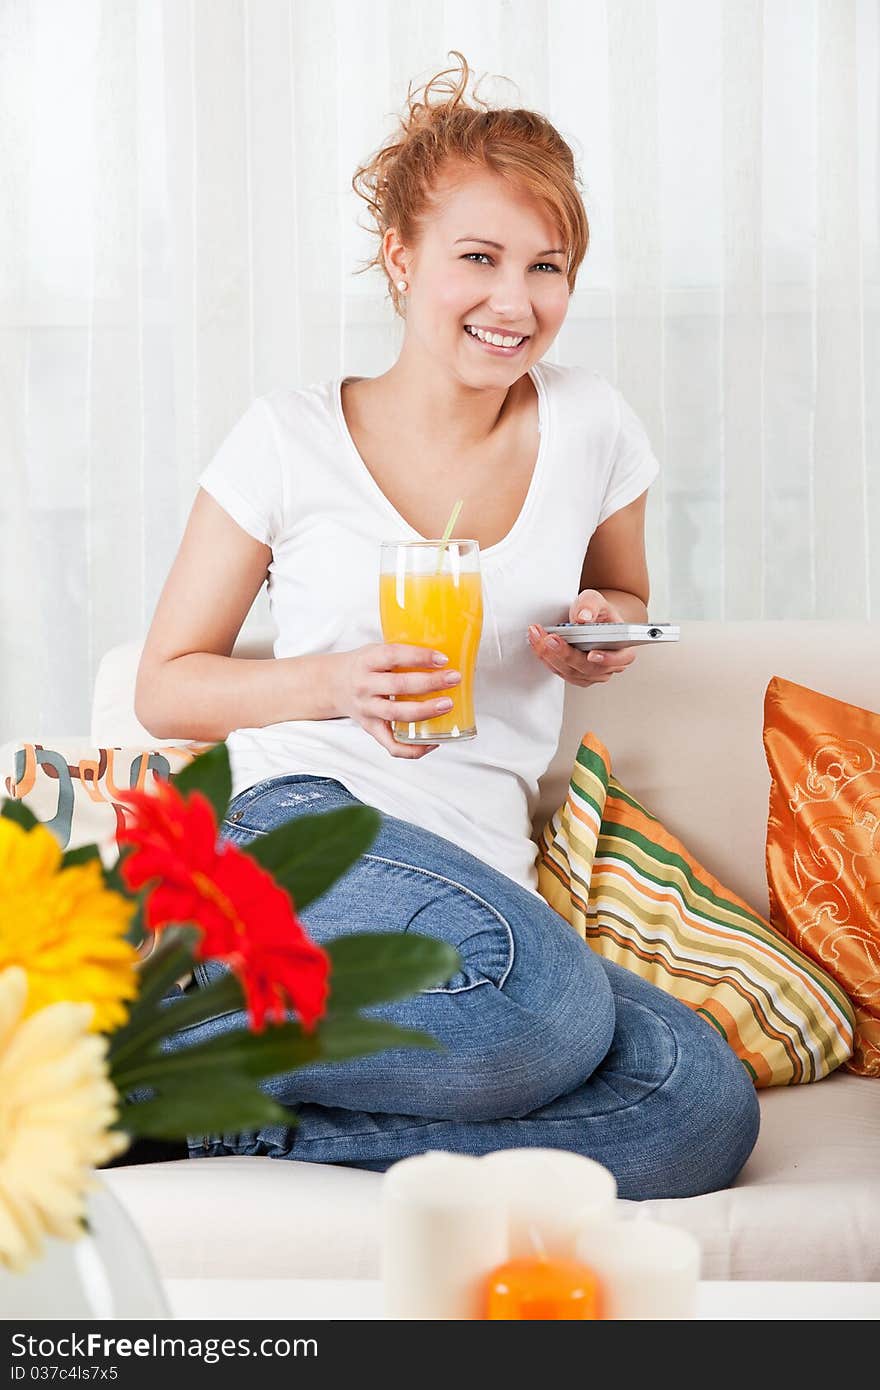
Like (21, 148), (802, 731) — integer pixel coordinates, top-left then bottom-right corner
(0, 966), (128, 1272)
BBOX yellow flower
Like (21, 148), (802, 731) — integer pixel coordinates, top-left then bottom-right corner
(0, 818), (138, 1034)
(0, 966), (128, 1271)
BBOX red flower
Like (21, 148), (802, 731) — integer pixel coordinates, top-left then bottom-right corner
(115, 779), (330, 1033)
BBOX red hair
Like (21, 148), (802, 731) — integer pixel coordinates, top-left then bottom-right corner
(351, 52), (590, 317)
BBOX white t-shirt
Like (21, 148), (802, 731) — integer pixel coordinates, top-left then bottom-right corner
(197, 362), (660, 895)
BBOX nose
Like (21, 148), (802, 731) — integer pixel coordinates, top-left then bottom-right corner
(486, 268), (533, 324)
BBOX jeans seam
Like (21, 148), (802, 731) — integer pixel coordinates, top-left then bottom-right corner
(245, 1002), (684, 1153)
(212, 842), (512, 993)
(219, 814), (514, 993)
(216, 835), (517, 993)
(570, 997), (681, 1116)
(360, 852), (515, 992)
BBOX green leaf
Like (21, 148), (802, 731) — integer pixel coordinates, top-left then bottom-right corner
(113, 1014), (442, 1093)
(102, 856), (137, 900)
(110, 970), (246, 1067)
(109, 926), (200, 1056)
(0, 798), (40, 832)
(325, 933), (461, 1012)
(61, 843), (103, 869)
(118, 1083), (292, 1142)
(120, 899), (149, 951)
(110, 934), (458, 1072)
(114, 1019), (321, 1090)
(243, 805), (381, 910)
(133, 925), (200, 1004)
(172, 742), (232, 827)
(97, 855), (146, 947)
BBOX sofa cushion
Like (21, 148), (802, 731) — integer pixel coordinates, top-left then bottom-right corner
(763, 677), (880, 1077)
(100, 1071), (879, 1283)
(536, 732), (855, 1087)
(628, 1070), (880, 1281)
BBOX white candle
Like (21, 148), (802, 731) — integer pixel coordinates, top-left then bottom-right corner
(479, 1149), (618, 1260)
(382, 1152), (508, 1320)
(574, 1215), (701, 1319)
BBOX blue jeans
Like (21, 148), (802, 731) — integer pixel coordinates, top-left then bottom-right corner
(169, 774), (759, 1200)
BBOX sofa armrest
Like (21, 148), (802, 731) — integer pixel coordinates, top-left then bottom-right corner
(91, 630), (277, 746)
(91, 643), (167, 746)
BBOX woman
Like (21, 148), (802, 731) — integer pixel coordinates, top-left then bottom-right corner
(136, 56), (759, 1197)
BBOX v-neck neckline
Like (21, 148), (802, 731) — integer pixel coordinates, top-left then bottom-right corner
(333, 363), (550, 562)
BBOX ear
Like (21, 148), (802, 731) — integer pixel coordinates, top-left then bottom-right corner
(382, 226), (408, 283)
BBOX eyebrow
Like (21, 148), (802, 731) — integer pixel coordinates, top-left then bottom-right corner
(454, 236), (566, 257)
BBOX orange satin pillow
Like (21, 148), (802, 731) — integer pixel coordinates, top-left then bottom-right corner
(763, 676), (880, 1077)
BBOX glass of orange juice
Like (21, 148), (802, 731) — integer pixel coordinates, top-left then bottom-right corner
(379, 539), (483, 742)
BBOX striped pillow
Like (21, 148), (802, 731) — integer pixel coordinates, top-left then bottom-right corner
(536, 732), (855, 1087)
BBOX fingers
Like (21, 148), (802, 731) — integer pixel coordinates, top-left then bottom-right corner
(527, 625), (584, 679)
(532, 632), (581, 680)
(584, 648), (637, 675)
(570, 589), (603, 623)
(367, 668), (462, 699)
(365, 718), (438, 758)
(569, 589), (620, 624)
(371, 695), (455, 723)
(370, 643), (448, 671)
(527, 625), (636, 685)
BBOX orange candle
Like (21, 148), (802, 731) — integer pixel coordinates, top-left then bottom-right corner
(485, 1256), (602, 1320)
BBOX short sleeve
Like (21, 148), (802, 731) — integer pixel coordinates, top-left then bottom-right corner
(596, 390), (661, 528)
(196, 397), (283, 547)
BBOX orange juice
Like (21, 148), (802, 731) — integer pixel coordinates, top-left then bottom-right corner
(379, 569), (483, 741)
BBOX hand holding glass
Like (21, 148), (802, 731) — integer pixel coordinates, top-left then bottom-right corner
(380, 540), (483, 743)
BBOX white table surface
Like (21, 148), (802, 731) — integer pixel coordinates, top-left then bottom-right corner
(165, 1278), (880, 1321)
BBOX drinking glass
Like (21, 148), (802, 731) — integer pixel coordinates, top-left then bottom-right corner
(379, 539), (483, 742)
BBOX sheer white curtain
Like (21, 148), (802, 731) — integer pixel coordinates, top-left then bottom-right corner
(1, 0), (877, 743)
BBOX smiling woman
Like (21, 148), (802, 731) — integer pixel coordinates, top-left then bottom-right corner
(133, 50), (760, 1197)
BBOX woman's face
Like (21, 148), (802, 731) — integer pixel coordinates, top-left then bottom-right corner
(391, 166), (572, 387)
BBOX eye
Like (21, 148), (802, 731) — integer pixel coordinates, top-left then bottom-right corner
(461, 252), (562, 274)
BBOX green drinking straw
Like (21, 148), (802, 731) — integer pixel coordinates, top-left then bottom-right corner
(435, 498), (464, 575)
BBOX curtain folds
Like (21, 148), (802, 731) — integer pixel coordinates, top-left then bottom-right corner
(1, 0), (877, 741)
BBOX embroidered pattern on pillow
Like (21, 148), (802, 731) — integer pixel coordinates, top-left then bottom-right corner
(536, 733), (855, 1087)
(763, 676), (880, 1078)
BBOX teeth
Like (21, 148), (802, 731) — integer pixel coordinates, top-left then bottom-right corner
(465, 325), (525, 348)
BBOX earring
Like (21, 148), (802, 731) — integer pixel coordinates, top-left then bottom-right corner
(396, 280), (408, 292)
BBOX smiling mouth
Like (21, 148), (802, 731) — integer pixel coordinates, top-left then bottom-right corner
(463, 325), (531, 351)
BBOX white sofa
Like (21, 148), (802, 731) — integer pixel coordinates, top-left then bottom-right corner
(92, 621), (880, 1282)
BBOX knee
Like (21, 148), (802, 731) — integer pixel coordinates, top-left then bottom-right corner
(612, 985), (761, 1200)
(685, 1040), (760, 1194)
(438, 931), (617, 1123)
(452, 1025), (616, 1123)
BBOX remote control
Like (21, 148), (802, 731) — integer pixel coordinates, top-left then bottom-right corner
(541, 622), (680, 651)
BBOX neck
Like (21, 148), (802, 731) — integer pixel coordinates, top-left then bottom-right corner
(371, 339), (527, 450)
